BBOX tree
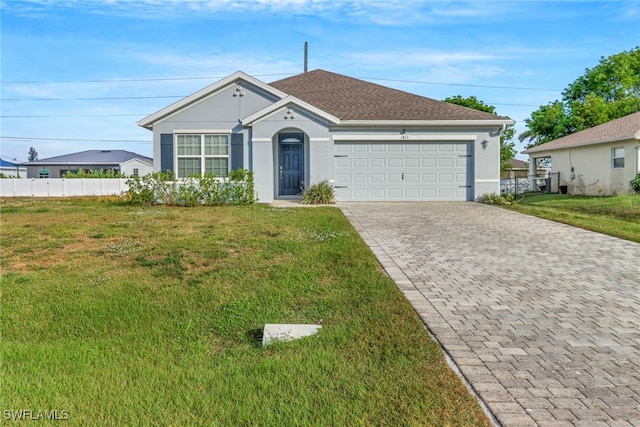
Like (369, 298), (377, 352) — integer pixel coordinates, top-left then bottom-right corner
(444, 95), (516, 173)
(523, 46), (640, 147)
(28, 147), (38, 161)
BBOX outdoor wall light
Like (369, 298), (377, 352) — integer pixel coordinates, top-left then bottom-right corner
(481, 138), (490, 149)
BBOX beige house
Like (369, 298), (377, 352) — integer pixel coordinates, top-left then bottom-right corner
(523, 111), (640, 195)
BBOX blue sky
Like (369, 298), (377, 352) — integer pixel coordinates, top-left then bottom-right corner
(1, 0), (638, 163)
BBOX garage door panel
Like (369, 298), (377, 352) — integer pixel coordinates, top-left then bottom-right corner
(438, 188), (454, 198)
(335, 141), (472, 201)
(404, 173), (419, 183)
(353, 174), (369, 183)
(421, 189), (437, 198)
(388, 158), (402, 167)
(388, 189), (402, 198)
(336, 158), (351, 167)
(439, 158), (454, 167)
(421, 158), (436, 168)
(422, 144), (436, 152)
(336, 144), (351, 154)
(404, 158), (419, 168)
(422, 173), (436, 183)
(439, 173), (454, 183)
(388, 173), (403, 183)
(404, 144), (419, 152)
(336, 173), (351, 183)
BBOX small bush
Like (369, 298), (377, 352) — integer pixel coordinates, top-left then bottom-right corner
(302, 180), (335, 204)
(478, 192), (515, 205)
(125, 169), (255, 206)
(630, 172), (640, 194)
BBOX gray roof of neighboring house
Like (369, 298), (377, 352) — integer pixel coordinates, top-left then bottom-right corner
(524, 111), (640, 154)
(22, 150), (152, 166)
(269, 69), (510, 121)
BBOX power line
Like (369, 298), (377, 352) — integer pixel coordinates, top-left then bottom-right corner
(1, 95), (183, 101)
(0, 114), (149, 118)
(361, 76), (562, 92)
(0, 73), (297, 84)
(1, 136), (150, 143)
(1, 73), (563, 94)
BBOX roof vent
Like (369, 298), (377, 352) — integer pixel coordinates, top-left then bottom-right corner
(100, 150), (112, 153)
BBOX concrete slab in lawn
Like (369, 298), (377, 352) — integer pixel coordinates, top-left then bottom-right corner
(262, 324), (322, 346)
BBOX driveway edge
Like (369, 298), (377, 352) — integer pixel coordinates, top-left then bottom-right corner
(340, 205), (501, 427)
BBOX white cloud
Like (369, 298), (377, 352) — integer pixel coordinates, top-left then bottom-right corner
(2, 0), (503, 25)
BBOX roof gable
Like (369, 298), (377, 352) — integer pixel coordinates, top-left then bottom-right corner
(242, 95), (340, 126)
(138, 71), (288, 129)
(269, 69), (509, 122)
(524, 111), (640, 154)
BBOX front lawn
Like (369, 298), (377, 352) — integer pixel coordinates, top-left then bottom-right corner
(0, 197), (489, 426)
(503, 193), (640, 243)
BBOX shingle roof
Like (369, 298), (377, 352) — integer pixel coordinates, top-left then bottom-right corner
(524, 111), (640, 154)
(23, 150), (152, 165)
(269, 69), (508, 121)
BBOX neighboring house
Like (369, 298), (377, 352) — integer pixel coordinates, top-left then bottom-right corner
(500, 159), (530, 195)
(0, 159), (27, 177)
(523, 111), (640, 195)
(22, 150), (153, 179)
(139, 69), (513, 202)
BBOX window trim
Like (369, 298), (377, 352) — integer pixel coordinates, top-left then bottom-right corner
(612, 147), (625, 169)
(175, 131), (230, 178)
(38, 168), (50, 179)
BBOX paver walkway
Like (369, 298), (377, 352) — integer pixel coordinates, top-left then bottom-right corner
(340, 202), (640, 427)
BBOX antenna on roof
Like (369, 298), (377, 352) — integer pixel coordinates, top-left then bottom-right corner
(304, 41), (308, 73)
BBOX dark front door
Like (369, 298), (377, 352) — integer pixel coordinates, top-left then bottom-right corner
(278, 133), (304, 196)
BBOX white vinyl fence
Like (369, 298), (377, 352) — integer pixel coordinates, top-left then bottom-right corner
(0, 178), (130, 197)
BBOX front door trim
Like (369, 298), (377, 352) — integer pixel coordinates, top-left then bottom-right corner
(278, 133), (304, 197)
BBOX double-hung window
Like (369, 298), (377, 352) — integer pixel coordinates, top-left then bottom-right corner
(612, 147), (625, 169)
(176, 134), (229, 178)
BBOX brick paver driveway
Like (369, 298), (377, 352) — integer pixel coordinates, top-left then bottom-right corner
(340, 202), (640, 427)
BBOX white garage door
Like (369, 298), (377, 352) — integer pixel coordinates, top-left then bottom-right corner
(334, 142), (473, 201)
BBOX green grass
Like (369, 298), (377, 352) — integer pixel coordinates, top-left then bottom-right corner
(504, 193), (640, 243)
(0, 198), (489, 426)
